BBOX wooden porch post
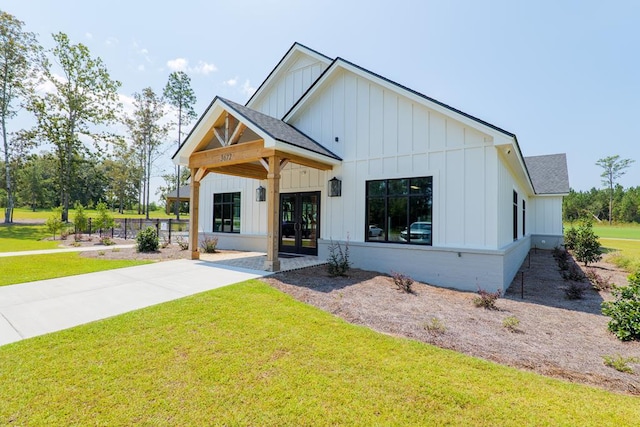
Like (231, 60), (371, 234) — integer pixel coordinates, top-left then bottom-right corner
(189, 173), (200, 260)
(264, 155), (281, 271)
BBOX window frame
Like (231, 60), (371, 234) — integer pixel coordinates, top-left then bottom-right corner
(213, 192), (241, 233)
(513, 190), (518, 241)
(365, 176), (433, 246)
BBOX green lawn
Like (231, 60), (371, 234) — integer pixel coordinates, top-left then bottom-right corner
(590, 223), (640, 240)
(0, 252), (151, 286)
(0, 223), (60, 252)
(0, 280), (637, 425)
(601, 237), (640, 273)
(12, 207), (187, 221)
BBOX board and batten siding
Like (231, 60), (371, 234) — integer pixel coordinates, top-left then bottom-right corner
(289, 70), (503, 250)
(249, 54), (329, 119)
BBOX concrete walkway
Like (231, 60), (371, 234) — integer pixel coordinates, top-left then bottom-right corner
(0, 244), (136, 258)
(0, 259), (268, 347)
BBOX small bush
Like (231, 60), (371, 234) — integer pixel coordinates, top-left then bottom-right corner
(585, 267), (613, 291)
(392, 271), (414, 294)
(502, 315), (521, 332)
(473, 288), (501, 310)
(573, 221), (602, 266)
(112, 248), (121, 253)
(601, 273), (640, 341)
(602, 354), (640, 373)
(94, 201), (115, 235)
(46, 207), (63, 239)
(101, 237), (114, 246)
(136, 227), (159, 253)
(327, 239), (350, 277)
(564, 281), (586, 300)
(73, 202), (88, 236)
(423, 317), (446, 335)
(564, 226), (578, 250)
(561, 264), (585, 282)
(199, 235), (218, 253)
(177, 238), (189, 251)
(97, 250), (105, 256)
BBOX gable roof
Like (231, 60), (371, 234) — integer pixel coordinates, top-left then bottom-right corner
(220, 97), (341, 161)
(524, 154), (570, 195)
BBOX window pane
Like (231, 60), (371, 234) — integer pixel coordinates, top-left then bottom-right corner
(367, 197), (386, 241)
(388, 197), (407, 242)
(367, 180), (386, 197)
(214, 194), (222, 203)
(213, 204), (222, 232)
(388, 179), (408, 195)
(410, 177), (429, 195)
(409, 197), (432, 245)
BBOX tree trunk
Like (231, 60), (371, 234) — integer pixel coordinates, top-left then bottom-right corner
(2, 114), (13, 224)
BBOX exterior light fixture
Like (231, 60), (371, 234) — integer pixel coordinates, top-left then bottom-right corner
(328, 177), (342, 197)
(256, 185), (266, 202)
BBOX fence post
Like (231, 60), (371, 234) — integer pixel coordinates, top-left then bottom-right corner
(168, 219), (172, 243)
(88, 218), (92, 236)
(124, 218), (127, 240)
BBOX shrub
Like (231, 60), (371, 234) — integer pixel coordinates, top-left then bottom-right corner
(561, 264), (585, 282)
(601, 273), (640, 341)
(327, 239), (350, 277)
(502, 316), (521, 332)
(136, 227), (159, 253)
(585, 267), (613, 291)
(73, 201), (88, 236)
(573, 221), (602, 266)
(602, 354), (640, 373)
(473, 288), (501, 310)
(100, 237), (114, 246)
(199, 235), (218, 253)
(392, 271), (414, 294)
(564, 226), (578, 250)
(564, 281), (587, 300)
(423, 317), (446, 335)
(94, 201), (115, 235)
(46, 207), (63, 239)
(177, 237), (189, 251)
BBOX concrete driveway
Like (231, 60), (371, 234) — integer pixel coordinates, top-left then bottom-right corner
(0, 259), (268, 347)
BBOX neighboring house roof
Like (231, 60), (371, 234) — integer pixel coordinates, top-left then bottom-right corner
(165, 185), (191, 200)
(220, 98), (341, 161)
(524, 154), (570, 195)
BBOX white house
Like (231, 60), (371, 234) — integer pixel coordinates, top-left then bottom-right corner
(173, 43), (569, 293)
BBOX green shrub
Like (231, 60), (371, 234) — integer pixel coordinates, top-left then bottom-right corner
(564, 226), (578, 250)
(94, 201), (115, 234)
(392, 271), (414, 293)
(327, 240), (350, 277)
(45, 207), (63, 239)
(573, 221), (602, 266)
(423, 317), (446, 335)
(502, 316), (521, 332)
(199, 235), (218, 253)
(136, 227), (159, 253)
(601, 273), (640, 341)
(473, 288), (501, 310)
(177, 237), (189, 251)
(73, 201), (88, 235)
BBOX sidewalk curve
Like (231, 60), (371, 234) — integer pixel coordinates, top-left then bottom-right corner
(0, 259), (268, 347)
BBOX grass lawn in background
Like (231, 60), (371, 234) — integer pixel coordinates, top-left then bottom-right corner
(0, 223), (59, 252)
(11, 207), (187, 222)
(601, 237), (640, 273)
(0, 280), (638, 426)
(0, 252), (151, 287)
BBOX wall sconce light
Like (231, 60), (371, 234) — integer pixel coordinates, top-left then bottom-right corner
(328, 177), (342, 197)
(505, 148), (511, 155)
(256, 185), (266, 202)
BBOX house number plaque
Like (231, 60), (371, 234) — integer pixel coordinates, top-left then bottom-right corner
(220, 153), (233, 162)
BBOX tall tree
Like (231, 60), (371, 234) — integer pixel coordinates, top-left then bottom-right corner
(163, 71), (196, 220)
(0, 11), (42, 223)
(125, 87), (170, 219)
(29, 32), (121, 222)
(596, 155), (634, 224)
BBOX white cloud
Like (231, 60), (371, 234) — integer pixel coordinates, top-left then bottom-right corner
(241, 80), (256, 97)
(85, 32), (93, 39)
(223, 76), (238, 87)
(192, 61), (217, 75)
(167, 57), (188, 72)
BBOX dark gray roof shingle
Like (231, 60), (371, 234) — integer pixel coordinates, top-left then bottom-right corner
(524, 154), (570, 194)
(220, 98), (341, 161)
(165, 185), (191, 199)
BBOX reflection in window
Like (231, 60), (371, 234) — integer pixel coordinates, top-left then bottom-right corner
(366, 177), (432, 245)
(213, 192), (241, 233)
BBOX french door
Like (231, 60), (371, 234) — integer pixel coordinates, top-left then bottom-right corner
(279, 192), (320, 255)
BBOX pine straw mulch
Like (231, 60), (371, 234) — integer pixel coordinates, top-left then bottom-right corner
(261, 249), (640, 396)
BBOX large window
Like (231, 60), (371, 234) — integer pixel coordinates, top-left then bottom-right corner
(213, 192), (241, 233)
(366, 177), (432, 245)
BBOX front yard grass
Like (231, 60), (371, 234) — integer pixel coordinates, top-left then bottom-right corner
(0, 223), (59, 252)
(1, 280), (638, 425)
(601, 237), (640, 272)
(0, 253), (151, 287)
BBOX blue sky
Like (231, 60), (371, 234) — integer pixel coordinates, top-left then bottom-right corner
(5, 0), (640, 194)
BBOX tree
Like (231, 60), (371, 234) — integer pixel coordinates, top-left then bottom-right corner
(125, 87), (170, 219)
(103, 141), (140, 213)
(0, 11), (42, 223)
(29, 32), (121, 222)
(573, 221), (602, 266)
(163, 71), (196, 220)
(596, 155), (634, 224)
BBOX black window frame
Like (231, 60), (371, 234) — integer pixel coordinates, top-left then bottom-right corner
(213, 192), (241, 233)
(365, 176), (433, 246)
(513, 190), (518, 241)
(522, 199), (526, 236)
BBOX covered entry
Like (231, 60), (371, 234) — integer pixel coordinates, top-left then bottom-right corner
(280, 191), (320, 255)
(172, 97), (341, 271)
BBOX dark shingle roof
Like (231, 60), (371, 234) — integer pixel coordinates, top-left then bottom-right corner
(524, 154), (570, 195)
(220, 97), (341, 161)
(165, 185), (191, 199)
